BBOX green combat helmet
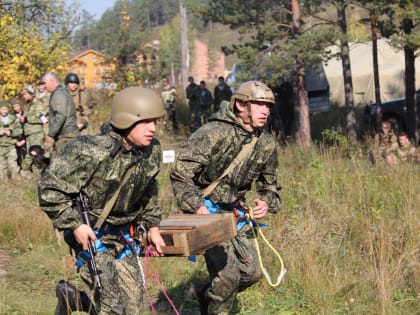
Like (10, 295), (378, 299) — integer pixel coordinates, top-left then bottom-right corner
(110, 86), (165, 129)
(229, 80), (275, 110)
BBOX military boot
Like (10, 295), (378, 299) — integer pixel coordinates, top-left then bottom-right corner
(189, 283), (209, 315)
(55, 280), (97, 315)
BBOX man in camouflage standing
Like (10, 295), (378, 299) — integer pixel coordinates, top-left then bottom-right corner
(39, 87), (166, 314)
(65, 73), (95, 134)
(0, 100), (24, 180)
(19, 85), (48, 174)
(160, 77), (179, 133)
(42, 72), (79, 157)
(170, 81), (281, 315)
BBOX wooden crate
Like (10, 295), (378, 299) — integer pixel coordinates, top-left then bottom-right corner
(159, 213), (237, 256)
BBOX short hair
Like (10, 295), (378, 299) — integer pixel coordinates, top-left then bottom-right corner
(398, 131), (408, 138)
(10, 98), (21, 106)
(200, 80), (205, 85)
(218, 76), (224, 81)
(42, 72), (60, 84)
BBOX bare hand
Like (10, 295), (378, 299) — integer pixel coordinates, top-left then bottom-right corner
(196, 205), (210, 214)
(16, 140), (26, 147)
(45, 135), (54, 143)
(252, 199), (268, 219)
(73, 224), (97, 250)
(148, 227), (166, 256)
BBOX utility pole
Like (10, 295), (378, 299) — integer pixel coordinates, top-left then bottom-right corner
(180, 0), (188, 93)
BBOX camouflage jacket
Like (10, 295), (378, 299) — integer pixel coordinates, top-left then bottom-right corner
(161, 85), (177, 105)
(373, 132), (398, 151)
(68, 88), (94, 117)
(48, 85), (78, 140)
(394, 142), (416, 163)
(36, 91), (50, 113)
(38, 128), (162, 231)
(22, 98), (45, 135)
(170, 101), (281, 213)
(0, 114), (23, 147)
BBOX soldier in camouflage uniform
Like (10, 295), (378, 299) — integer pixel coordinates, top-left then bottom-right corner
(38, 87), (166, 314)
(42, 72), (79, 157)
(36, 80), (51, 112)
(384, 131), (417, 165)
(170, 81), (281, 315)
(369, 120), (398, 163)
(36, 80), (52, 155)
(160, 77), (179, 133)
(0, 100), (24, 180)
(19, 85), (48, 173)
(65, 73), (95, 135)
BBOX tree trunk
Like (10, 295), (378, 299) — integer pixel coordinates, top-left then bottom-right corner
(370, 8), (382, 131)
(180, 1), (189, 93)
(337, 1), (357, 140)
(293, 58), (311, 147)
(402, 18), (417, 141)
(291, 0), (311, 148)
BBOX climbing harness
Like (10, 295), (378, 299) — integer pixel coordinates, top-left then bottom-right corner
(233, 201), (287, 287)
(143, 246), (180, 315)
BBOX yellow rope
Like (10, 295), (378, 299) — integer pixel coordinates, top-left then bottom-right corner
(248, 207), (287, 287)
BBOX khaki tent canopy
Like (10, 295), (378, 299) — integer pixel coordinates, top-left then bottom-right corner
(323, 38), (420, 106)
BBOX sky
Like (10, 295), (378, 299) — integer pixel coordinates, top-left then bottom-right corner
(69, 0), (117, 19)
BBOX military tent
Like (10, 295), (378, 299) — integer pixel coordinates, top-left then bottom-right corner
(323, 38), (420, 106)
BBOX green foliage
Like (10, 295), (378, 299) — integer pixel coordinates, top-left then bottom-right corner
(0, 1), (75, 98)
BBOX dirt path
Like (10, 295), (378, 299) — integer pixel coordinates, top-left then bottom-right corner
(0, 249), (10, 278)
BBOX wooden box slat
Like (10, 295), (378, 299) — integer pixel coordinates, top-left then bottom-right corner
(159, 213), (237, 256)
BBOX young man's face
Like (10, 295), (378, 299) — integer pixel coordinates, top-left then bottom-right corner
(126, 118), (157, 147)
(237, 100), (271, 131)
(381, 123), (391, 134)
(67, 82), (79, 92)
(12, 104), (22, 113)
(398, 135), (409, 146)
(0, 106), (9, 116)
(38, 83), (46, 92)
(22, 92), (33, 102)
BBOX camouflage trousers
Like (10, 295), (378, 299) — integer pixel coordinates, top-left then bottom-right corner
(79, 249), (149, 315)
(21, 132), (44, 171)
(0, 145), (20, 180)
(203, 224), (262, 315)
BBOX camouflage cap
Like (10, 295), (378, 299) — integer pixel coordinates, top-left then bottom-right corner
(23, 85), (36, 96)
(0, 99), (9, 108)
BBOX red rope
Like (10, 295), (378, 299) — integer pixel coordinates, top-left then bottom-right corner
(143, 245), (180, 315)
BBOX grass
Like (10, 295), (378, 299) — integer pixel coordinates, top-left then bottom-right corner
(0, 98), (419, 314)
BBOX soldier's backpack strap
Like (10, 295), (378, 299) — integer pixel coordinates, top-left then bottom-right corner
(94, 165), (136, 230)
(202, 135), (258, 197)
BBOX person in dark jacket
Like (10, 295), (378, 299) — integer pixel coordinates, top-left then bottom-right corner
(213, 76), (232, 113)
(42, 72), (79, 157)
